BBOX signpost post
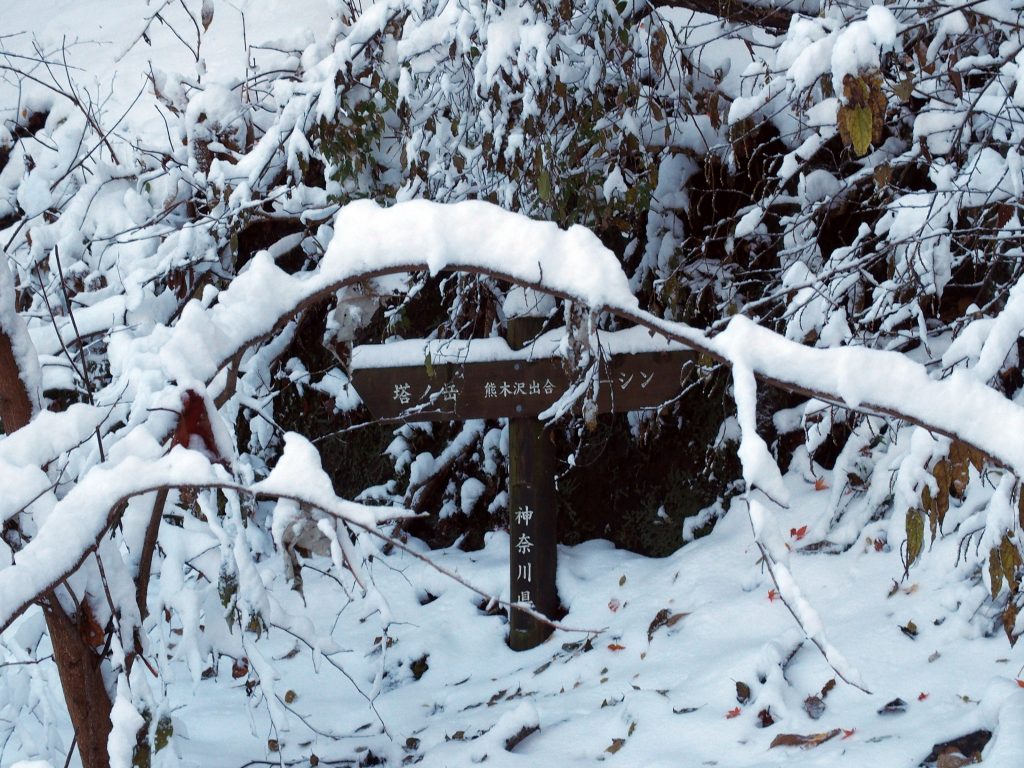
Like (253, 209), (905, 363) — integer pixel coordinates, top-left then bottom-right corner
(351, 321), (694, 650)
(505, 314), (558, 650)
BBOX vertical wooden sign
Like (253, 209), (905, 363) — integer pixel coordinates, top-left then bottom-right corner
(505, 316), (558, 650)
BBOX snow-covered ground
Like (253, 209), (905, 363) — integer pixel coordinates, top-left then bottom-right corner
(7, 463), (1024, 767)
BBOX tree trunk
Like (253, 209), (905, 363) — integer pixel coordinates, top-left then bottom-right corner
(0, 319), (113, 768)
(41, 596), (113, 768)
(0, 333), (32, 433)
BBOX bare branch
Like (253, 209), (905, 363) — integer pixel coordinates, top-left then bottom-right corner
(634, 0), (799, 34)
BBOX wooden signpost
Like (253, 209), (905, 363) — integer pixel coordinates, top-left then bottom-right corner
(351, 320), (695, 650)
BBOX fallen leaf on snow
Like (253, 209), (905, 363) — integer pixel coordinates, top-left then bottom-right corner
(842, 729), (856, 740)
(768, 589), (778, 602)
(607, 643), (626, 651)
(814, 477), (829, 491)
(921, 729), (991, 767)
(231, 657), (249, 679)
(647, 608), (689, 641)
(803, 695), (825, 720)
(936, 752), (978, 768)
(505, 724), (539, 751)
(790, 525), (808, 540)
(725, 707), (742, 719)
(918, 691), (930, 701)
(877, 697), (907, 715)
(769, 730), (841, 749)
(736, 681), (751, 704)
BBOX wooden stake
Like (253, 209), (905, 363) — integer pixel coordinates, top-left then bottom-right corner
(506, 315), (558, 651)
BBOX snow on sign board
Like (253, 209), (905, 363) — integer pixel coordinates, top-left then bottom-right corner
(350, 331), (696, 421)
(351, 325), (695, 650)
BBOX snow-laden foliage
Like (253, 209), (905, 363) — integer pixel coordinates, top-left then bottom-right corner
(726, 0), (1024, 643)
(4, 0), (1024, 764)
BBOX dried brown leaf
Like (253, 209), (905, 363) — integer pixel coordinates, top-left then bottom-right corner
(999, 535), (1021, 590)
(948, 441), (973, 498)
(231, 657), (249, 679)
(893, 76), (914, 103)
(606, 738), (626, 754)
(990, 547), (1005, 599)
(201, 0), (214, 31)
(874, 163), (892, 188)
(1004, 600), (1019, 646)
(936, 752), (974, 768)
(949, 56), (963, 99)
(769, 730), (841, 749)
(736, 681), (751, 705)
(708, 91), (721, 130)
(647, 609), (688, 641)
(804, 695), (825, 720)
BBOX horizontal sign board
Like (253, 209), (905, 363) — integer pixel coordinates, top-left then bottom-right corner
(352, 349), (695, 421)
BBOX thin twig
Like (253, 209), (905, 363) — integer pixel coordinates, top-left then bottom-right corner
(114, 0), (176, 62)
(53, 245), (104, 461)
(62, 734), (77, 768)
(0, 654), (53, 668)
(269, 621), (391, 738)
(753, 538), (872, 694)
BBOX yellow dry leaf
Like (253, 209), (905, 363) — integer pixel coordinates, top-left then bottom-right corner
(905, 509), (924, 574)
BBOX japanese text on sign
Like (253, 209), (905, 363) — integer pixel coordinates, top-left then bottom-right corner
(485, 379), (556, 398)
(616, 371), (655, 390)
(390, 381), (459, 406)
(516, 533), (533, 555)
